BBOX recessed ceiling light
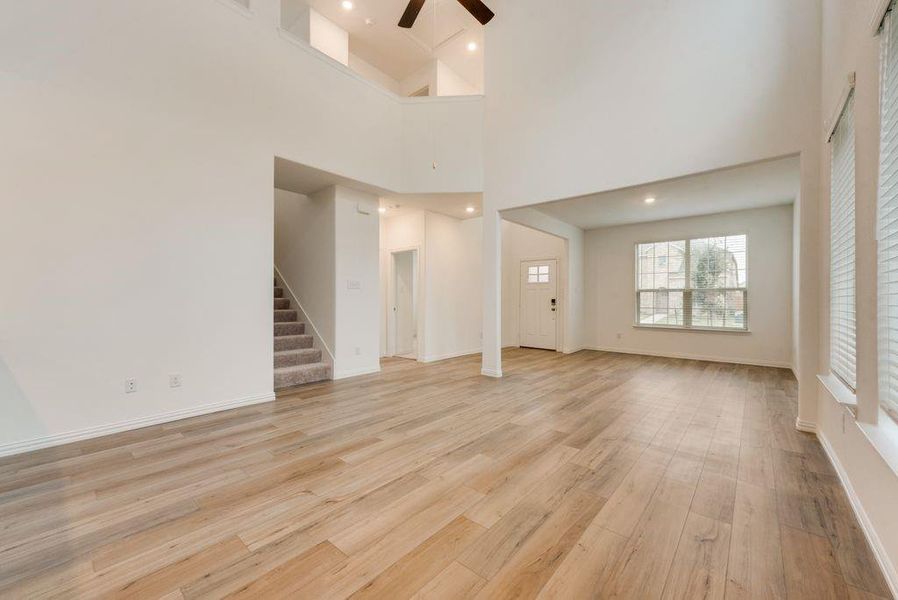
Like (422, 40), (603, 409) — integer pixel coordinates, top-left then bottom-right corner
(466, 206), (475, 213)
(341, 0), (353, 10)
(644, 197), (656, 204)
(467, 41), (478, 52)
(378, 206), (386, 214)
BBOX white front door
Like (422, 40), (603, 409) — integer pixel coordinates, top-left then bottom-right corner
(520, 259), (558, 350)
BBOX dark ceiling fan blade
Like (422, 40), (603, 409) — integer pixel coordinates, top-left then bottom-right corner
(398, 0), (426, 28)
(456, 0), (494, 25)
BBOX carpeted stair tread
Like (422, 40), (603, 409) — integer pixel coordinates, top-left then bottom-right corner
(274, 322), (305, 336)
(274, 297), (290, 309)
(274, 348), (322, 367)
(274, 309), (298, 323)
(274, 334), (313, 350)
(274, 362), (331, 389)
(273, 287), (284, 298)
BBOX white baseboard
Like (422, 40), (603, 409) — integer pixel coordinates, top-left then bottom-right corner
(584, 346), (792, 370)
(481, 367), (502, 378)
(818, 430), (898, 598)
(795, 417), (817, 433)
(420, 348), (481, 363)
(333, 365), (381, 380)
(0, 391), (276, 459)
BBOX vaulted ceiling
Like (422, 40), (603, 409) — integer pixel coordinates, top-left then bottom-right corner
(302, 0), (484, 85)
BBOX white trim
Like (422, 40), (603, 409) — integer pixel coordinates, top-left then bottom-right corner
(481, 367), (502, 378)
(274, 264), (335, 374)
(818, 430), (898, 598)
(333, 365), (381, 380)
(795, 417), (817, 433)
(420, 348), (481, 363)
(825, 73), (857, 143)
(585, 346), (792, 370)
(632, 324), (751, 334)
(871, 0), (893, 35)
(0, 392), (275, 459)
(562, 345), (585, 355)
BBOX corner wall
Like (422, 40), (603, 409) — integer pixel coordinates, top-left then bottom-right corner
(0, 0), (481, 453)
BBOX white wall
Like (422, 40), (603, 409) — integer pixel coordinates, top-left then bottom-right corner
(423, 213), (483, 361)
(401, 62), (437, 97)
(349, 53), (402, 95)
(0, 0), (481, 453)
(379, 211), (482, 362)
(436, 60), (479, 96)
(380, 212), (427, 357)
(501, 220), (566, 348)
(399, 59), (479, 98)
(274, 188), (336, 353)
(815, 0), (898, 594)
(585, 205), (793, 368)
(309, 8), (349, 66)
(333, 186), (381, 378)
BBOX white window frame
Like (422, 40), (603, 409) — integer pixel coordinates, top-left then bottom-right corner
(634, 235), (748, 332)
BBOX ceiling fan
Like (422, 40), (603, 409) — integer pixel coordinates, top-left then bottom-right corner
(398, 0), (494, 28)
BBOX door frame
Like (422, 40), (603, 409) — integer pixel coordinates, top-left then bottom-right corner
(518, 257), (562, 351)
(387, 246), (422, 360)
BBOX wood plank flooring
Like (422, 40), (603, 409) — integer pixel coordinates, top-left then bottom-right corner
(0, 349), (891, 599)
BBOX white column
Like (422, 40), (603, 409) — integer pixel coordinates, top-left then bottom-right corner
(481, 204), (502, 377)
(855, 36), (882, 424)
(796, 139), (822, 432)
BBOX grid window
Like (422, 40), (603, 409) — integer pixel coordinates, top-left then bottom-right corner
(636, 235), (747, 331)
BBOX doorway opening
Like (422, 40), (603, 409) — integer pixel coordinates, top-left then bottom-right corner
(519, 259), (559, 350)
(389, 249), (418, 359)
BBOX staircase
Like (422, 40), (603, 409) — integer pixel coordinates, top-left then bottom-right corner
(273, 276), (331, 389)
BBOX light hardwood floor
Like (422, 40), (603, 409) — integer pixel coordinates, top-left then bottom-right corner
(0, 349), (891, 599)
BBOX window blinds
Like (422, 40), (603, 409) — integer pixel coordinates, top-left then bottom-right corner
(880, 7), (898, 419)
(831, 91), (857, 391)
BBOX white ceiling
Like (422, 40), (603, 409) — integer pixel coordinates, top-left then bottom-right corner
(273, 157), (481, 220)
(274, 157), (389, 196)
(380, 192), (482, 220)
(302, 0), (484, 85)
(531, 155), (801, 230)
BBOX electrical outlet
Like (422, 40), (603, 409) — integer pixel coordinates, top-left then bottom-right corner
(355, 346), (361, 356)
(125, 378), (137, 393)
(169, 373), (182, 388)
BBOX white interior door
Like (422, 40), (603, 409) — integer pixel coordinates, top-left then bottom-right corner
(393, 250), (417, 358)
(520, 259), (558, 350)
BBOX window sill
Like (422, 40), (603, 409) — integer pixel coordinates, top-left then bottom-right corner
(817, 372), (857, 414)
(858, 410), (898, 478)
(632, 324), (751, 334)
